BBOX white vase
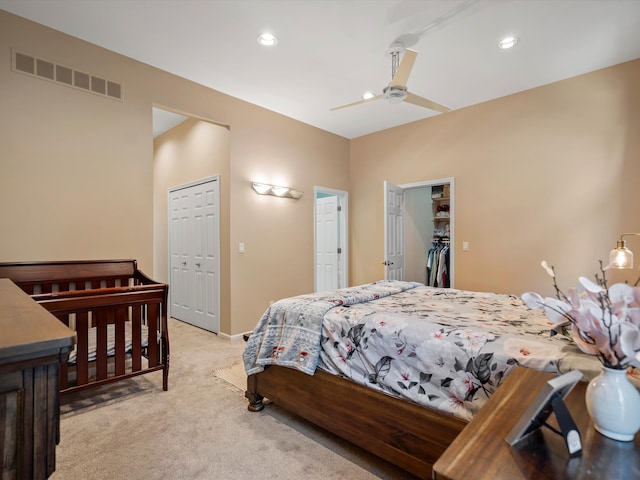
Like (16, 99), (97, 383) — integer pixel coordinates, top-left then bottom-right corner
(585, 366), (640, 441)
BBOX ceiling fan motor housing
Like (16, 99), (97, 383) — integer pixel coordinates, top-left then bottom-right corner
(383, 85), (408, 104)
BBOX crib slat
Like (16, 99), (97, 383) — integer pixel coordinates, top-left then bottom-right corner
(114, 307), (126, 376)
(131, 305), (142, 372)
(95, 310), (108, 380)
(76, 312), (89, 386)
(147, 303), (159, 367)
(57, 282), (70, 292)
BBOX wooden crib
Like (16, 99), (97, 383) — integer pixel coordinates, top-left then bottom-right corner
(0, 260), (169, 394)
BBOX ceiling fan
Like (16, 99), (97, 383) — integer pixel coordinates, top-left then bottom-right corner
(331, 42), (450, 113)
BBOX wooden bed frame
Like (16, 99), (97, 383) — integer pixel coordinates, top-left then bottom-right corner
(246, 366), (467, 479)
(0, 260), (169, 394)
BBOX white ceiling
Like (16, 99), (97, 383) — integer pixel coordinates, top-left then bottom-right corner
(152, 108), (188, 138)
(2, 0), (640, 139)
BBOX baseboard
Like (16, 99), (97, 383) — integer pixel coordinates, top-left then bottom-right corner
(217, 331), (251, 342)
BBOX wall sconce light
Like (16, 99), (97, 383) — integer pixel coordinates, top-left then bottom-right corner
(609, 233), (640, 268)
(252, 182), (303, 200)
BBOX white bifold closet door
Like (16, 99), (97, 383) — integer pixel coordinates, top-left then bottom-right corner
(169, 177), (220, 333)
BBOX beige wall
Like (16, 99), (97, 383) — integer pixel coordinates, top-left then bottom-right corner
(0, 18), (155, 267)
(0, 11), (350, 336)
(228, 103), (350, 331)
(350, 59), (640, 297)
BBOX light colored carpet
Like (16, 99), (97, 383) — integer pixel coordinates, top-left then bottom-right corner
(51, 318), (418, 480)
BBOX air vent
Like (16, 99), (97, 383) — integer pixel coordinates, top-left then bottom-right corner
(12, 49), (123, 101)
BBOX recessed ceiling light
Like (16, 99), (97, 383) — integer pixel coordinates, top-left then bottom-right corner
(257, 33), (278, 47)
(362, 91), (376, 100)
(498, 36), (518, 50)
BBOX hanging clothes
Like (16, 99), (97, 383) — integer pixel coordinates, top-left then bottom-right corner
(426, 242), (450, 288)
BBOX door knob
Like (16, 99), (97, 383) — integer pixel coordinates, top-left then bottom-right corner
(196, 262), (201, 268)
(182, 261), (186, 266)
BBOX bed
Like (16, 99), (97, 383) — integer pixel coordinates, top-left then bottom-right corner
(243, 280), (603, 479)
(0, 259), (169, 394)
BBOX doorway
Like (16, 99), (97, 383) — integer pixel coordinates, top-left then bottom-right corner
(169, 176), (220, 332)
(384, 178), (455, 287)
(314, 187), (348, 292)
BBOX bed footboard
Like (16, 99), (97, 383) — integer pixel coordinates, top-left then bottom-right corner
(246, 366), (466, 479)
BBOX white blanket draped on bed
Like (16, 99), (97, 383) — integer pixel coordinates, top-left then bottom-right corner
(243, 280), (422, 375)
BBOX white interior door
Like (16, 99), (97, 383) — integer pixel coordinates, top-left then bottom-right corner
(384, 181), (404, 280)
(314, 187), (348, 292)
(169, 177), (220, 332)
(316, 195), (339, 291)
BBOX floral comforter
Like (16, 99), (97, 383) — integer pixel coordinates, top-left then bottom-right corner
(244, 281), (603, 420)
(243, 280), (422, 376)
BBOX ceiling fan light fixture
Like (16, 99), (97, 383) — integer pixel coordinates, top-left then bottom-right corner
(257, 32), (278, 47)
(498, 36), (519, 50)
(383, 86), (407, 104)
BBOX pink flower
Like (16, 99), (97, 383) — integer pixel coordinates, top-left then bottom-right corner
(522, 261), (640, 369)
(431, 330), (446, 340)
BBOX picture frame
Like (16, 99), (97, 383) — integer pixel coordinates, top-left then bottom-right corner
(505, 369), (583, 455)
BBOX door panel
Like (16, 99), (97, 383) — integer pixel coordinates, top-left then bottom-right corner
(316, 196), (339, 291)
(169, 179), (220, 332)
(384, 181), (404, 280)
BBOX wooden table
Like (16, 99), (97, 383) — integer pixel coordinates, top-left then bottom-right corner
(433, 366), (640, 479)
(0, 279), (75, 480)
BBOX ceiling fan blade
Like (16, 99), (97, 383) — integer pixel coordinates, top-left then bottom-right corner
(330, 95), (383, 111)
(390, 49), (417, 88)
(405, 92), (450, 113)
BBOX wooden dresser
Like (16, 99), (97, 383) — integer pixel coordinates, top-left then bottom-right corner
(433, 366), (640, 479)
(0, 279), (75, 480)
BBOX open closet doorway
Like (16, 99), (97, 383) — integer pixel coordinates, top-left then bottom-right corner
(153, 106), (229, 334)
(314, 187), (349, 292)
(383, 178), (454, 287)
